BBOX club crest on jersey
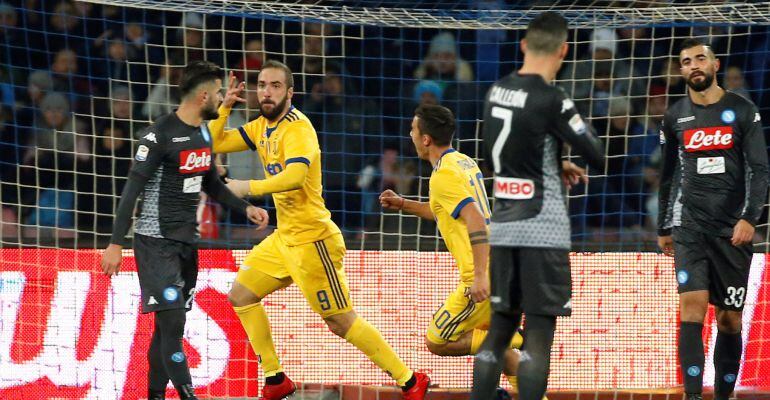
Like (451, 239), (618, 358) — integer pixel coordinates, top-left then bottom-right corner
(135, 145), (149, 161)
(200, 125), (211, 143)
(721, 109), (736, 123)
(683, 126), (733, 152)
(179, 148), (212, 173)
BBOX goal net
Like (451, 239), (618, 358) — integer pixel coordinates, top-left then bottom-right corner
(1, 0), (770, 398)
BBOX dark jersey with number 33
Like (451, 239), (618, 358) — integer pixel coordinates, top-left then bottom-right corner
(658, 91), (769, 237)
(482, 72), (604, 249)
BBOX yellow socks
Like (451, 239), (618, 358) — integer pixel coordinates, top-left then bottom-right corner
(470, 329), (487, 354)
(344, 317), (412, 386)
(233, 303), (282, 377)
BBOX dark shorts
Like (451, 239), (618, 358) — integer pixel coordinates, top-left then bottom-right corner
(673, 227), (753, 311)
(489, 246), (572, 316)
(134, 234), (198, 314)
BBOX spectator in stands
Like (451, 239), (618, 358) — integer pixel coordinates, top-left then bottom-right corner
(359, 146), (418, 233)
(305, 64), (379, 231)
(0, 105), (19, 237)
(288, 23), (329, 96)
(235, 38), (265, 83)
(50, 48), (96, 114)
(169, 13), (205, 64)
(98, 85), (146, 139)
(93, 27), (152, 101)
(724, 65), (751, 100)
(413, 80), (443, 106)
(0, 2), (28, 95)
(414, 32), (473, 83)
(20, 92), (90, 232)
(559, 28), (645, 118)
(91, 124), (132, 234)
(655, 57), (687, 100)
(14, 70), (53, 135)
(142, 63), (184, 121)
(598, 97), (648, 230)
(47, 1), (88, 54)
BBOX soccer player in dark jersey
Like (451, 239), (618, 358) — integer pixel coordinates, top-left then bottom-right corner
(100, 61), (269, 400)
(470, 12), (605, 400)
(657, 39), (769, 400)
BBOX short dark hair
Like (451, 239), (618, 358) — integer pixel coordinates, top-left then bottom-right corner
(679, 38), (712, 55)
(260, 60), (294, 88)
(178, 61), (222, 98)
(415, 104), (455, 146)
(524, 12), (568, 54)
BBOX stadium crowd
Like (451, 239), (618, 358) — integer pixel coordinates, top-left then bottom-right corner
(0, 0), (767, 247)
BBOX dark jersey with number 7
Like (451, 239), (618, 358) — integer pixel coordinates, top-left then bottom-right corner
(482, 72), (604, 249)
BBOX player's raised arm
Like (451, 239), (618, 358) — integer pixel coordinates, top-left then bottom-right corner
(207, 71), (253, 153)
(226, 123), (313, 197)
(379, 189), (434, 220)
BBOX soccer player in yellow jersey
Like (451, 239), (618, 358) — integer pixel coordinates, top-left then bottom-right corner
(207, 60), (430, 400)
(380, 105), (546, 399)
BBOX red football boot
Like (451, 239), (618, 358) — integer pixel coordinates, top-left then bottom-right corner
(260, 375), (296, 400)
(402, 372), (430, 400)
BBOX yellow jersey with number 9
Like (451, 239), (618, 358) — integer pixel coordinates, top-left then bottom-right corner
(429, 149), (491, 285)
(209, 106), (340, 246)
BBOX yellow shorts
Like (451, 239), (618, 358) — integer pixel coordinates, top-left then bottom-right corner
(237, 232), (352, 318)
(427, 284), (491, 344)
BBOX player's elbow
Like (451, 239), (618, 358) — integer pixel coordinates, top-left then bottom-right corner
(284, 163), (309, 190)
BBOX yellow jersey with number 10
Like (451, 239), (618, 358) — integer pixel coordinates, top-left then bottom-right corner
(209, 106), (340, 246)
(429, 149), (491, 285)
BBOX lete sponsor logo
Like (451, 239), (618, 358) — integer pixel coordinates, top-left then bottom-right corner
(683, 126), (734, 152)
(179, 148), (212, 173)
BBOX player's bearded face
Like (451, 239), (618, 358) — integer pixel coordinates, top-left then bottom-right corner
(680, 45), (718, 92)
(201, 92), (220, 120)
(686, 67), (715, 92)
(260, 93), (287, 121)
(200, 80), (221, 120)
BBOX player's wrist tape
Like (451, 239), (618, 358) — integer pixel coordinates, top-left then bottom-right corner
(399, 197), (405, 210)
(469, 231), (488, 245)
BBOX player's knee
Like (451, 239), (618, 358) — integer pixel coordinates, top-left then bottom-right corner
(324, 313), (355, 337)
(716, 311), (742, 334)
(679, 293), (708, 322)
(425, 338), (448, 356)
(227, 285), (261, 307)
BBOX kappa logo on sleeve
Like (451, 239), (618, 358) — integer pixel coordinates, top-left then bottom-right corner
(143, 132), (157, 143)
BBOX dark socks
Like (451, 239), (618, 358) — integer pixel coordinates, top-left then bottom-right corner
(265, 372), (286, 386)
(470, 311), (521, 400)
(517, 314), (556, 400)
(714, 331), (742, 400)
(679, 322), (705, 395)
(154, 309), (195, 399)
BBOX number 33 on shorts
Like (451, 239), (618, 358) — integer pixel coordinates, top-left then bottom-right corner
(724, 286), (746, 308)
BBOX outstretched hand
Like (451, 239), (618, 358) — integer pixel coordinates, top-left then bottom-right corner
(222, 71), (246, 108)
